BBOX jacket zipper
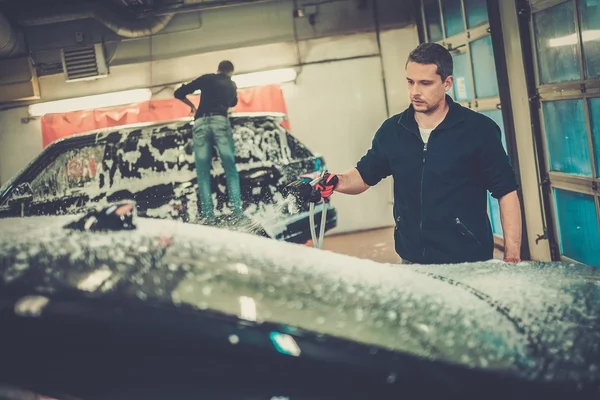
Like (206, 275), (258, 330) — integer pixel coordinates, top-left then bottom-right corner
(455, 217), (481, 245)
(420, 142), (428, 260)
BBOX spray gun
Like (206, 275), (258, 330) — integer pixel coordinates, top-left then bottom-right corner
(283, 171), (329, 249)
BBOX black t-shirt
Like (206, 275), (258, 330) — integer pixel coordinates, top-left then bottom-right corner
(174, 73), (238, 118)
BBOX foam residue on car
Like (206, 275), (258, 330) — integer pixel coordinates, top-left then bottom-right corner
(0, 215), (599, 387)
(16, 115), (304, 226)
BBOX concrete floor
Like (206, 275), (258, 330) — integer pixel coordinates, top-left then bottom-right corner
(314, 227), (503, 264)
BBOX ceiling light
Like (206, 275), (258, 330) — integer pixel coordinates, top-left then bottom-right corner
(232, 68), (297, 89)
(548, 30), (600, 47)
(28, 88), (152, 116)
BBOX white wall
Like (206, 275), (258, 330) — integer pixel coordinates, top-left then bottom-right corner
(380, 28), (420, 115)
(282, 57), (393, 234)
(0, 106), (43, 186)
(0, 26), (419, 234)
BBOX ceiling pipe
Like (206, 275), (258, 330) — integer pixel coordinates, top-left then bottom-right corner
(138, 0), (279, 17)
(16, 2), (175, 38)
(16, 0), (278, 35)
(0, 12), (25, 57)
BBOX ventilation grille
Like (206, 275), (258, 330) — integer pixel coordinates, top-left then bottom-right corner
(61, 44), (108, 82)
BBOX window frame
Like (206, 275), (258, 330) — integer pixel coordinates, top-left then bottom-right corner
(527, 0), (600, 265)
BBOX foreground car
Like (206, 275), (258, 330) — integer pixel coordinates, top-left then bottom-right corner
(0, 112), (337, 242)
(0, 212), (599, 398)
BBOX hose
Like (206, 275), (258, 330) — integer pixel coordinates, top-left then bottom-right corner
(318, 201), (327, 248)
(309, 201), (328, 249)
(309, 202), (317, 246)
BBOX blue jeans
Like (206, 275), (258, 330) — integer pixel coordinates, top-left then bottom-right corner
(192, 115), (243, 220)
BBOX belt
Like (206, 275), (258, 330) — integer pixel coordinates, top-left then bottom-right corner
(197, 112), (227, 117)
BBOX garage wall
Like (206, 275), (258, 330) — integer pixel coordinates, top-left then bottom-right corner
(283, 57), (392, 234)
(0, 0), (419, 234)
(0, 107), (43, 188)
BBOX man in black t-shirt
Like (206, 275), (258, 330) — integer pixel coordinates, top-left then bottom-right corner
(175, 60), (241, 223)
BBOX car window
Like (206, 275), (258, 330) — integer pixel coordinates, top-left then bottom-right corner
(106, 127), (192, 194)
(285, 133), (314, 160)
(28, 144), (106, 203)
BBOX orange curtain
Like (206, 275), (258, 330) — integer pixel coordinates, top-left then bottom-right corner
(40, 84), (290, 147)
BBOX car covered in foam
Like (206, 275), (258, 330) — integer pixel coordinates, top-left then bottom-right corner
(0, 211), (598, 398)
(0, 112), (337, 242)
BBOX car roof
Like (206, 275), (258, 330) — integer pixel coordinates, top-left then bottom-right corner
(48, 112), (288, 147)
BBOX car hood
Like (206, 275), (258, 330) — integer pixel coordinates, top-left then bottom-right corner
(0, 215), (599, 386)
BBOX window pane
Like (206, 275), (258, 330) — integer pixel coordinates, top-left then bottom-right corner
(452, 53), (473, 101)
(488, 192), (503, 237)
(554, 189), (600, 267)
(580, 0), (600, 78)
(424, 0), (443, 42)
(464, 0), (488, 28)
(533, 2), (580, 84)
(590, 97), (600, 176)
(470, 35), (500, 98)
(479, 109), (507, 151)
(442, 0), (465, 38)
(29, 145), (106, 203)
(542, 99), (592, 177)
(482, 108), (507, 238)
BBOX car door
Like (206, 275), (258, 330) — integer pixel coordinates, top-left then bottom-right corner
(229, 116), (286, 209)
(107, 124), (194, 221)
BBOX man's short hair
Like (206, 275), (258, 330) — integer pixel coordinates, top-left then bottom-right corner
(406, 43), (453, 81)
(218, 60), (234, 74)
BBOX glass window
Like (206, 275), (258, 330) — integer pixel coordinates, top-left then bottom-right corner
(480, 108), (507, 238)
(479, 109), (507, 151)
(424, 0), (443, 42)
(590, 97), (600, 176)
(554, 188), (600, 267)
(29, 145), (106, 203)
(488, 192), (503, 237)
(464, 0), (488, 28)
(580, 0), (600, 78)
(542, 99), (592, 177)
(452, 53), (473, 101)
(533, 2), (580, 84)
(442, 0), (465, 38)
(470, 35), (500, 98)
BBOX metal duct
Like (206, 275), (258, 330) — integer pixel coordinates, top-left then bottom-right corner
(0, 12), (22, 57)
(17, 3), (174, 38)
(18, 0), (276, 35)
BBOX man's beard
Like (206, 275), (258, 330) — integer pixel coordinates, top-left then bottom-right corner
(414, 101), (439, 115)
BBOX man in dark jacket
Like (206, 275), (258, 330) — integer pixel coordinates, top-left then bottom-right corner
(314, 43), (523, 265)
(174, 60), (242, 223)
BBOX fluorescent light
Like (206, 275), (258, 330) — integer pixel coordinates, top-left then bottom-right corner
(232, 68), (297, 89)
(269, 332), (301, 357)
(186, 68), (297, 94)
(548, 30), (600, 47)
(28, 88), (152, 116)
(239, 296), (257, 321)
(77, 268), (113, 292)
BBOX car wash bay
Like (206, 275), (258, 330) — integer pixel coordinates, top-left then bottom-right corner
(0, 0), (598, 267)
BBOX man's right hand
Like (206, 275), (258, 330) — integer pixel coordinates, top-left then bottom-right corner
(314, 172), (339, 198)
